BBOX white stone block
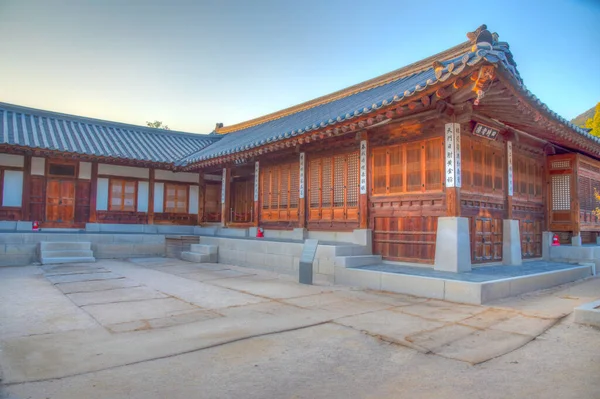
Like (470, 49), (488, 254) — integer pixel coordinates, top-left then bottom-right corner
(334, 266), (381, 290)
(434, 217), (471, 272)
(443, 280), (482, 304)
(380, 273), (445, 299)
(502, 219), (522, 266)
(571, 235), (582, 246)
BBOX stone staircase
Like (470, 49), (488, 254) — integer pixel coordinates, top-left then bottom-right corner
(181, 244), (218, 263)
(39, 242), (95, 265)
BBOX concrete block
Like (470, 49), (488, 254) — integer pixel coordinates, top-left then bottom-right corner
(317, 258), (336, 275)
(334, 255), (382, 268)
(99, 223), (145, 233)
(315, 245), (336, 258)
(480, 280), (511, 303)
(115, 235), (144, 243)
(0, 233), (25, 244)
(5, 244), (37, 254)
(0, 254), (36, 266)
(142, 235), (166, 244)
(502, 219), (522, 266)
(40, 242), (91, 251)
(444, 280), (482, 304)
(157, 225), (195, 234)
(190, 244), (218, 255)
(41, 250), (94, 258)
(41, 256), (95, 265)
(352, 229), (372, 253)
(574, 300), (600, 328)
(142, 225), (159, 234)
(16, 221), (33, 231)
(334, 266), (381, 290)
(217, 228), (248, 237)
(571, 234), (582, 246)
(85, 223), (100, 232)
(245, 251), (266, 267)
(434, 217), (471, 273)
(264, 253), (294, 270)
(380, 273), (445, 300)
(132, 244), (165, 255)
(0, 221), (17, 231)
(180, 251), (212, 263)
(541, 231), (553, 261)
(194, 226), (218, 236)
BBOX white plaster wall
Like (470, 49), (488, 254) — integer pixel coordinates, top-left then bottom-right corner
(0, 154), (24, 168)
(31, 157), (45, 175)
(96, 178), (109, 211)
(98, 164), (149, 179)
(137, 181), (149, 212)
(3, 170), (23, 207)
(189, 185), (199, 214)
(154, 182), (164, 213)
(155, 169), (199, 183)
(79, 162), (92, 179)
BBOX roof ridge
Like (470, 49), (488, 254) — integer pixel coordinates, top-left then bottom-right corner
(216, 40), (473, 134)
(0, 102), (217, 140)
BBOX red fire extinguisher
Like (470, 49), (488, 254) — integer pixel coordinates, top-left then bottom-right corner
(256, 227), (264, 238)
(32, 221), (39, 232)
(551, 234), (560, 246)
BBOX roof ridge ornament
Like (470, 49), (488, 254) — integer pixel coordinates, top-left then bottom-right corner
(467, 24), (499, 50)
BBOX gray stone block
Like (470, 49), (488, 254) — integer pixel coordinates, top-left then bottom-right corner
(5, 244), (37, 254)
(41, 256), (95, 265)
(180, 251), (213, 263)
(16, 221), (33, 231)
(334, 255), (382, 268)
(379, 272), (445, 299)
(85, 223), (101, 232)
(0, 221), (17, 231)
(142, 225), (159, 234)
(334, 266), (381, 290)
(190, 244), (218, 255)
(41, 250), (94, 258)
(40, 242), (91, 251)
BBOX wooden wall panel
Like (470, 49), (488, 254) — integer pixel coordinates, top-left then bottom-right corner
(29, 175), (46, 222)
(372, 216), (437, 263)
(75, 180), (91, 223)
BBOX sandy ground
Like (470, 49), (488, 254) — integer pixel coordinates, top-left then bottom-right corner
(1, 258), (599, 399)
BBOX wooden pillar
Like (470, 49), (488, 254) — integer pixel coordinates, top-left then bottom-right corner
(22, 154), (31, 221)
(506, 140), (514, 220)
(572, 154), (581, 237)
(359, 135), (368, 229)
(445, 123), (461, 216)
(253, 161), (260, 226)
(198, 172), (205, 225)
(298, 152), (306, 228)
(148, 168), (155, 224)
(221, 167), (231, 227)
(89, 162), (98, 222)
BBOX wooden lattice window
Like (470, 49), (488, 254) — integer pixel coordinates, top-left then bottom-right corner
(551, 175), (570, 211)
(308, 152), (359, 220)
(462, 136), (504, 194)
(165, 183), (188, 213)
(371, 138), (442, 195)
(260, 162), (299, 211)
(109, 179), (137, 212)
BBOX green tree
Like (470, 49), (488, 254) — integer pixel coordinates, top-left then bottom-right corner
(146, 121), (170, 130)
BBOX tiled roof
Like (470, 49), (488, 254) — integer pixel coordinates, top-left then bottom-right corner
(0, 102), (219, 164)
(178, 41), (509, 166)
(179, 28), (598, 166)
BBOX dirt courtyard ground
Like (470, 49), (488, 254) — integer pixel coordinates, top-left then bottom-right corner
(1, 258), (599, 399)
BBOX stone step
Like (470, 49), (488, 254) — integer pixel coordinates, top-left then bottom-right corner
(333, 245), (370, 256)
(334, 255), (383, 268)
(40, 256), (96, 265)
(41, 250), (94, 258)
(40, 242), (91, 251)
(180, 251), (217, 263)
(189, 244), (218, 255)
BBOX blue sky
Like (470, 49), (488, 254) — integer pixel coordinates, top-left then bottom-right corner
(1, 0), (598, 133)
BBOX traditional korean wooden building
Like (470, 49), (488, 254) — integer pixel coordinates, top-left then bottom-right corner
(1, 25), (599, 266)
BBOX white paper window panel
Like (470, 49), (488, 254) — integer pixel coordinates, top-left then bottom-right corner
(2, 170), (23, 207)
(79, 162), (92, 179)
(98, 164), (149, 179)
(96, 178), (109, 211)
(154, 182), (164, 213)
(31, 157), (45, 175)
(137, 181), (149, 212)
(189, 185), (199, 214)
(0, 154), (24, 168)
